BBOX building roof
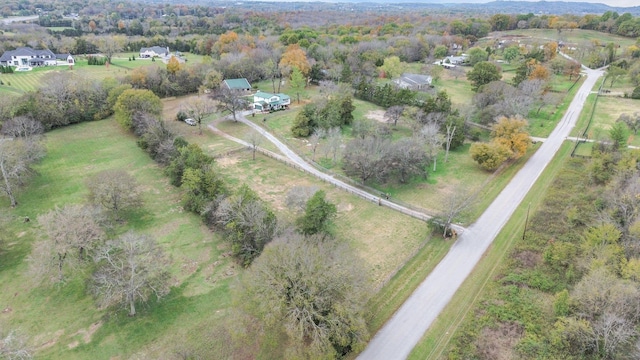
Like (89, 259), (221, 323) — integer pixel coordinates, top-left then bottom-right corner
(140, 46), (169, 55)
(0, 47), (56, 62)
(55, 53), (72, 60)
(255, 91), (290, 102)
(397, 73), (432, 86)
(224, 78), (252, 90)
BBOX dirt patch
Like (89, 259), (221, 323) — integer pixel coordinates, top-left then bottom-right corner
(365, 110), (387, 123)
(475, 322), (524, 360)
(68, 321), (103, 349)
(514, 250), (541, 268)
(338, 203), (354, 212)
(161, 94), (201, 121)
(216, 156), (239, 168)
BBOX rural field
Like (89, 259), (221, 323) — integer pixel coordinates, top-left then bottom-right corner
(0, 115), (438, 358)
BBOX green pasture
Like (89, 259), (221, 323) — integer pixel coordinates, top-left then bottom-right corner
(489, 29), (638, 49)
(0, 118), (234, 359)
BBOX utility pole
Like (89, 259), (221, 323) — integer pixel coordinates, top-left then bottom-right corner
(522, 202), (531, 241)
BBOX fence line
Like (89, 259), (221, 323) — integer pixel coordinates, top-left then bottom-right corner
(571, 76), (605, 157)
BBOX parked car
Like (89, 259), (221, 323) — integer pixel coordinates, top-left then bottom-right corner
(184, 118), (196, 126)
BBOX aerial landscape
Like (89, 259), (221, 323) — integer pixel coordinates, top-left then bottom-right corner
(1, 0), (640, 359)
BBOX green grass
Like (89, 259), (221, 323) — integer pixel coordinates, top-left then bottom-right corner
(489, 29), (638, 49)
(527, 75), (584, 138)
(0, 118), (234, 359)
(408, 141), (574, 360)
(365, 237), (452, 334)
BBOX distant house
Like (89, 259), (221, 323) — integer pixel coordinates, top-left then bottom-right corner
(253, 91), (290, 112)
(223, 78), (252, 92)
(139, 46), (170, 58)
(0, 47), (73, 67)
(393, 73), (433, 90)
(56, 53), (75, 64)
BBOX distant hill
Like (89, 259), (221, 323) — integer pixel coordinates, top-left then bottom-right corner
(335, 1), (640, 15)
(139, 0), (640, 16)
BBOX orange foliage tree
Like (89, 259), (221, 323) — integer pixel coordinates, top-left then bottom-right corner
(279, 44), (311, 77)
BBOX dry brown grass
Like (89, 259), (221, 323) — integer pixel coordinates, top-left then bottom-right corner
(217, 151), (429, 287)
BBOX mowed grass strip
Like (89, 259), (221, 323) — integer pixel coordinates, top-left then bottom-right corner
(0, 118), (234, 360)
(407, 141), (573, 360)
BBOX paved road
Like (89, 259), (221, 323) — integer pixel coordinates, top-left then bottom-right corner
(1, 15), (39, 25)
(356, 67), (605, 360)
(208, 116), (441, 224)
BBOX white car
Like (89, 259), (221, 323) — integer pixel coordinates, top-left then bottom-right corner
(184, 118), (196, 126)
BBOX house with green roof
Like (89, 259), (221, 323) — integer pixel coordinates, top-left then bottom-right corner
(253, 91), (291, 112)
(223, 78), (252, 91)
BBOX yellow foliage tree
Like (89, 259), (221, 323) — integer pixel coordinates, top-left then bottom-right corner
(166, 56), (181, 75)
(215, 31), (239, 54)
(544, 42), (558, 61)
(491, 115), (531, 159)
(529, 61), (550, 81)
(279, 44), (310, 77)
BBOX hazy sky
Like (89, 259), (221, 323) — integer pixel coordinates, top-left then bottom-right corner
(431, 0), (637, 7)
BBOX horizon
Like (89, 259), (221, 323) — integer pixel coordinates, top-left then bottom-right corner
(247, 0), (638, 8)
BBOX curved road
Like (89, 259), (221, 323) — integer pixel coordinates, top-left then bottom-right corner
(208, 116), (437, 223)
(356, 67), (605, 359)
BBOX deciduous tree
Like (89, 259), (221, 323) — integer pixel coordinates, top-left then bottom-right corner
(0, 139), (43, 208)
(215, 185), (277, 266)
(91, 232), (171, 316)
(214, 87), (248, 122)
(296, 190), (337, 236)
(470, 142), (512, 171)
(242, 232), (370, 358)
(114, 89), (162, 130)
(29, 205), (105, 283)
(467, 61), (502, 91)
(491, 115), (531, 159)
(86, 170), (143, 220)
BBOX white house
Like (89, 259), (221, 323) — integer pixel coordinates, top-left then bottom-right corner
(253, 91), (291, 112)
(393, 73), (433, 90)
(0, 47), (75, 67)
(139, 46), (170, 58)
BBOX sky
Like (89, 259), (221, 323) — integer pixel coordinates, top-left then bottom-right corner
(428, 0), (638, 7)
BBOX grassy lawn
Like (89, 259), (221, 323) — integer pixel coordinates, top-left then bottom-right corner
(0, 119), (234, 359)
(489, 29), (638, 49)
(527, 75), (584, 138)
(212, 150), (431, 287)
(408, 141), (574, 360)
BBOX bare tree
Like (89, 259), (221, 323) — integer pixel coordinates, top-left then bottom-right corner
(29, 204), (105, 284)
(325, 127), (342, 164)
(91, 232), (171, 316)
(0, 117), (44, 140)
(342, 137), (392, 183)
(308, 128), (325, 161)
(385, 105), (405, 127)
(444, 123), (457, 163)
(86, 170), (143, 220)
(391, 138), (429, 183)
(185, 97), (214, 135)
(434, 185), (476, 237)
(245, 130), (263, 161)
(214, 87), (249, 122)
(285, 185), (320, 213)
(618, 112), (640, 135)
(0, 139), (43, 208)
(0, 328), (32, 360)
(419, 123), (444, 172)
(96, 35), (125, 64)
